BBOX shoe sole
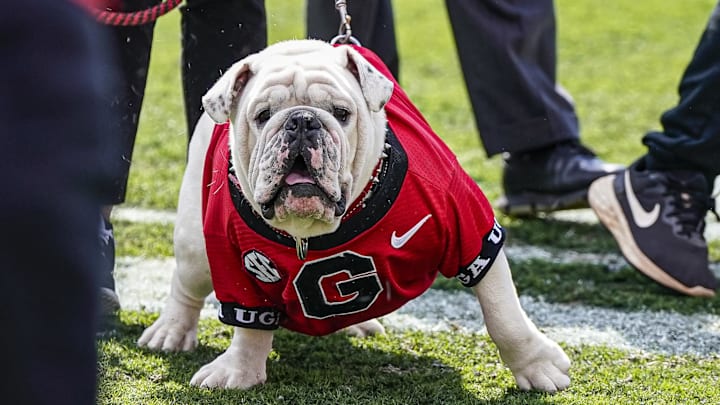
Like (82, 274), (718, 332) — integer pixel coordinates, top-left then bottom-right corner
(588, 175), (715, 298)
(496, 188), (589, 217)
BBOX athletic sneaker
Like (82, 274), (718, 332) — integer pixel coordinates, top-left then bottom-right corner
(497, 141), (623, 216)
(98, 215), (121, 314)
(588, 160), (718, 297)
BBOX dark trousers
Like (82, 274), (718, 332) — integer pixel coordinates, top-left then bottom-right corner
(305, 0), (578, 157)
(642, 2), (720, 188)
(0, 1), (115, 404)
(106, 0), (267, 204)
(306, 0), (400, 80)
(445, 0), (579, 156)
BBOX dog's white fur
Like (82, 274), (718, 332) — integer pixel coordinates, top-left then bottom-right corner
(201, 40), (393, 238)
(137, 40), (570, 392)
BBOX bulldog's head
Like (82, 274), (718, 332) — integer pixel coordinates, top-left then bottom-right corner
(202, 40), (394, 239)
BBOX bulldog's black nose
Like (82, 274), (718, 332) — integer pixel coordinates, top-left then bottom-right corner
(284, 110), (322, 138)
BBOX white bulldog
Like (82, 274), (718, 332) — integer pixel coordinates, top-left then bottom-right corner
(137, 39), (570, 392)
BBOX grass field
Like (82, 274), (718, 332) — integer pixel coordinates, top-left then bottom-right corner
(99, 0), (720, 403)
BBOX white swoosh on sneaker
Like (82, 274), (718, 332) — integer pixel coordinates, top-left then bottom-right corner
(391, 214), (432, 249)
(625, 170), (660, 228)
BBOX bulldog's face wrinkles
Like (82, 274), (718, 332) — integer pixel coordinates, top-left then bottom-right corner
(245, 66), (354, 228)
(203, 40), (393, 238)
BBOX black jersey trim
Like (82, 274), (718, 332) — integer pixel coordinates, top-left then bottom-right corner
(218, 302), (281, 330)
(456, 219), (506, 287)
(228, 125), (408, 250)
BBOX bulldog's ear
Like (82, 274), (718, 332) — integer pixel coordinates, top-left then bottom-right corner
(342, 47), (394, 112)
(202, 59), (253, 123)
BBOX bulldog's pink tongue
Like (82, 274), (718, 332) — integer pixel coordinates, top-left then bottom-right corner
(285, 172), (315, 185)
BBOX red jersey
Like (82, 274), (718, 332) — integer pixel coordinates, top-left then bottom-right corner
(201, 45), (505, 336)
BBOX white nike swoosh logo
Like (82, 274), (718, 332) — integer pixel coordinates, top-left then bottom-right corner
(625, 170), (660, 228)
(391, 214), (432, 249)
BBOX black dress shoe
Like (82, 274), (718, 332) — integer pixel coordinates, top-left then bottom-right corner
(496, 141), (623, 216)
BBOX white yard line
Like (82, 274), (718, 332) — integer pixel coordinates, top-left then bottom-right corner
(112, 206), (720, 241)
(113, 205), (720, 356)
(115, 244), (720, 357)
(112, 207), (176, 224)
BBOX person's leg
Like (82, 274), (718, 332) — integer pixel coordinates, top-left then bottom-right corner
(99, 0), (160, 314)
(445, 0), (621, 216)
(641, 3), (720, 188)
(181, 0), (267, 137)
(306, 0), (400, 80)
(445, 0), (576, 155)
(106, 0), (160, 205)
(588, 2), (720, 297)
(0, 1), (114, 403)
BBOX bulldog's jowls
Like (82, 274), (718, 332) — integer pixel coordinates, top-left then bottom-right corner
(138, 39), (571, 392)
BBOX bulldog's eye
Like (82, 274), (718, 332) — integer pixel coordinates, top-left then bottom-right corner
(333, 107), (350, 123)
(255, 109), (271, 125)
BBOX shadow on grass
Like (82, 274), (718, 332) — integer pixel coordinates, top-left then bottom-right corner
(97, 312), (565, 404)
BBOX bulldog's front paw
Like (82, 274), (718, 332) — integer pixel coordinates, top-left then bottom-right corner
(500, 334), (571, 393)
(137, 299), (201, 352)
(190, 348), (267, 389)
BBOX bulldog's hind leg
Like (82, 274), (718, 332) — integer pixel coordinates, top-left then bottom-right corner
(342, 319), (385, 337)
(138, 115), (216, 352)
(472, 249), (571, 392)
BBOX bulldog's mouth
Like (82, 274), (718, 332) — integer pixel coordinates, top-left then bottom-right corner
(255, 109), (346, 223)
(259, 154), (346, 221)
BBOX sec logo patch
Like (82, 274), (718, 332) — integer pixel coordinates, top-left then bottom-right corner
(243, 250), (281, 283)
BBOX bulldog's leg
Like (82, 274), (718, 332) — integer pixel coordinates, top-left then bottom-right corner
(138, 115), (216, 352)
(342, 319), (385, 337)
(191, 327), (274, 389)
(472, 249), (571, 392)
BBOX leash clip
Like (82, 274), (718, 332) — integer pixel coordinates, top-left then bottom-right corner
(330, 0), (361, 45)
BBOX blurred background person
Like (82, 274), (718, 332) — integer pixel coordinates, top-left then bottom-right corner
(0, 0), (118, 403)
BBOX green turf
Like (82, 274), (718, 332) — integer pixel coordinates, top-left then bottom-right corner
(114, 220), (174, 258)
(103, 0), (720, 403)
(98, 312), (720, 404)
